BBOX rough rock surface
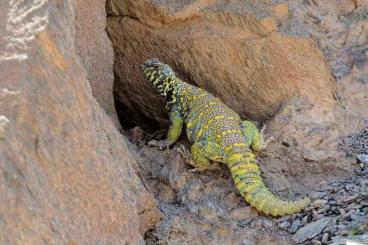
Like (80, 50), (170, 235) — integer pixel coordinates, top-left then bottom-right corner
(128, 124), (367, 244)
(136, 143), (295, 244)
(106, 0), (337, 129)
(72, 0), (120, 126)
(0, 1), (160, 244)
(109, 0), (368, 244)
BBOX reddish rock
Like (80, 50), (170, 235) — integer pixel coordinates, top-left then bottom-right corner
(72, 0), (119, 126)
(0, 1), (160, 244)
(106, 0), (336, 128)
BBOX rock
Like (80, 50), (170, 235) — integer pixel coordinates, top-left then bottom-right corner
(0, 1), (160, 244)
(260, 17), (279, 33)
(343, 193), (360, 203)
(357, 154), (368, 164)
(321, 232), (329, 244)
(311, 191), (329, 200)
(289, 219), (302, 234)
(128, 126), (145, 144)
(72, 0), (119, 125)
(336, 0), (357, 15)
(313, 199), (329, 208)
(106, 0), (336, 129)
(293, 217), (331, 243)
(278, 221), (291, 230)
(273, 3), (290, 22)
(331, 234), (368, 244)
(230, 206), (259, 220)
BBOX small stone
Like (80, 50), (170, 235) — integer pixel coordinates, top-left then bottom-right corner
(278, 220), (291, 230)
(273, 3), (289, 22)
(321, 232), (329, 244)
(313, 199), (328, 208)
(343, 193), (360, 203)
(128, 126), (145, 143)
(310, 191), (328, 200)
(230, 206), (258, 220)
(311, 240), (322, 245)
(301, 215), (310, 225)
(357, 154), (368, 164)
(277, 215), (291, 223)
(260, 17), (278, 33)
(288, 218), (301, 234)
(332, 234), (368, 244)
(293, 217), (331, 243)
(312, 209), (320, 220)
(317, 205), (329, 214)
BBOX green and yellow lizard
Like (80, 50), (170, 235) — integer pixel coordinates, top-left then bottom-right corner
(141, 58), (310, 216)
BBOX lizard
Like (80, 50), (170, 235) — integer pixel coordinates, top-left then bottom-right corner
(141, 57), (310, 216)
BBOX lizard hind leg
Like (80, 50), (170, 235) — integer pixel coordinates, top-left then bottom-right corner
(241, 120), (274, 152)
(179, 140), (224, 172)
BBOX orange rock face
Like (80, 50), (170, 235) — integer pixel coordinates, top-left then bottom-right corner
(107, 0), (336, 128)
(72, 0), (119, 126)
(0, 1), (160, 244)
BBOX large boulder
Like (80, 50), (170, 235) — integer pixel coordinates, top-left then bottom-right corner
(0, 1), (160, 244)
(106, 0), (337, 129)
(72, 0), (119, 126)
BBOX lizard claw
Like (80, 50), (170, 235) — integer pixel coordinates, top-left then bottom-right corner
(176, 145), (196, 166)
(263, 136), (275, 148)
(148, 139), (173, 150)
(259, 124), (274, 150)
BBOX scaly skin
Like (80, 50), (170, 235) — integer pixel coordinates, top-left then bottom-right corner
(141, 58), (310, 216)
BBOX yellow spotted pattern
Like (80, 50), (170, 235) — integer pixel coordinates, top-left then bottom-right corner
(142, 58), (311, 216)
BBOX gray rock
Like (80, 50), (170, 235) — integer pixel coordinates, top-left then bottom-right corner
(293, 217), (331, 243)
(331, 234), (368, 245)
(357, 154), (368, 164)
(313, 199), (328, 208)
(321, 232), (329, 244)
(289, 218), (302, 234)
(310, 191), (329, 200)
(278, 221), (291, 230)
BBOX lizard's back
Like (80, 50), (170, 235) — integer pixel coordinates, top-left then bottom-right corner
(178, 82), (246, 153)
(142, 58), (311, 216)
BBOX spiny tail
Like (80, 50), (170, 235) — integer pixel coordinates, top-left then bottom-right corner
(229, 152), (310, 216)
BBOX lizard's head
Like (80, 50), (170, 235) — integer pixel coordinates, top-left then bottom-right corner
(141, 58), (179, 107)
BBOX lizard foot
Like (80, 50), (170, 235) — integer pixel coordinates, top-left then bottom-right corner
(263, 136), (275, 149)
(260, 124), (275, 150)
(176, 145), (196, 166)
(148, 139), (173, 150)
(176, 145), (209, 172)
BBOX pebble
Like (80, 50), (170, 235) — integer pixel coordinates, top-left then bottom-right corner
(301, 215), (309, 225)
(278, 220), (291, 230)
(321, 232), (329, 244)
(343, 193), (360, 203)
(310, 191), (329, 200)
(313, 199), (328, 208)
(292, 217), (331, 243)
(288, 218), (301, 234)
(357, 154), (368, 164)
(311, 240), (322, 245)
(312, 209), (320, 220)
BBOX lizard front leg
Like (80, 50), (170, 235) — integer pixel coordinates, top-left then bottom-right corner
(149, 105), (183, 150)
